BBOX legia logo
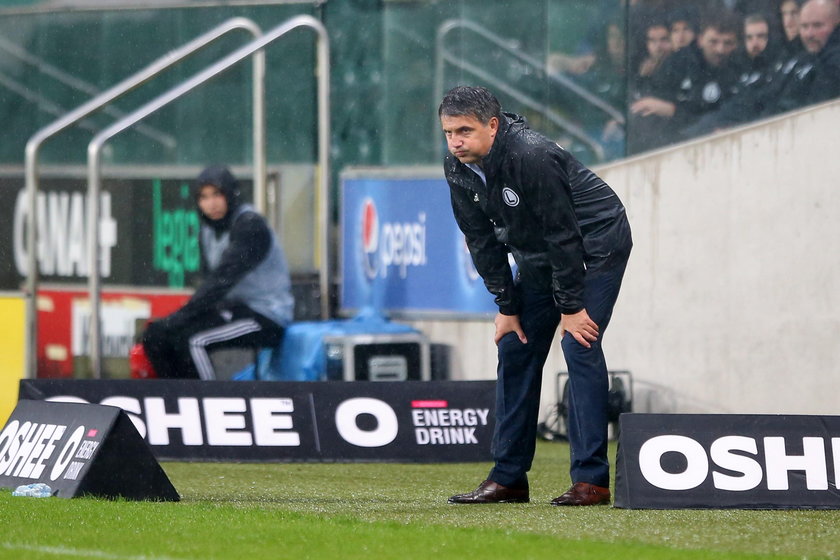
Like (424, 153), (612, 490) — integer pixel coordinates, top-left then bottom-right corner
(702, 82), (722, 103)
(502, 187), (520, 207)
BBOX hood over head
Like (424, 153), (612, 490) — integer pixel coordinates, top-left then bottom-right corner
(195, 165), (241, 231)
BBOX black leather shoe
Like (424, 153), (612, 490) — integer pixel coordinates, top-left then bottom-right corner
(448, 480), (529, 504)
(550, 482), (611, 506)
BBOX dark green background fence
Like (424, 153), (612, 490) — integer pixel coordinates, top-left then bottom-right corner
(0, 0), (630, 173)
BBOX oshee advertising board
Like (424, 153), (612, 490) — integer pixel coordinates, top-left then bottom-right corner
(19, 380), (495, 463)
(615, 414), (840, 509)
(341, 175), (498, 315)
(0, 400), (178, 500)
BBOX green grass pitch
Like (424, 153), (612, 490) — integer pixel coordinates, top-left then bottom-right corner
(1, 441), (838, 559)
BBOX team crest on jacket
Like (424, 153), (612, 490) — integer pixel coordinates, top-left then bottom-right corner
(702, 81), (722, 103)
(502, 187), (520, 207)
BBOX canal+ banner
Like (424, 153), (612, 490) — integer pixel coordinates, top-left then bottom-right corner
(18, 379), (495, 463)
(614, 414), (840, 509)
(340, 171), (497, 316)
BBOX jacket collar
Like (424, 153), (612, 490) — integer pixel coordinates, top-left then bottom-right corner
(473, 112), (525, 175)
(818, 26), (840, 61)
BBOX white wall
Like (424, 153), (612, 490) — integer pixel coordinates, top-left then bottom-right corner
(409, 100), (840, 418)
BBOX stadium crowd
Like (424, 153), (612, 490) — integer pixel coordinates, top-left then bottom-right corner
(549, 0), (840, 155)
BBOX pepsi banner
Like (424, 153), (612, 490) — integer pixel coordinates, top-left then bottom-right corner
(18, 380), (495, 463)
(614, 414), (840, 509)
(340, 173), (497, 316)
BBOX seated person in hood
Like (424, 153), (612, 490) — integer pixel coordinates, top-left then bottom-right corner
(142, 165), (294, 380)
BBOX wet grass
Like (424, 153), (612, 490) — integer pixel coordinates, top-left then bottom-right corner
(0, 441), (837, 559)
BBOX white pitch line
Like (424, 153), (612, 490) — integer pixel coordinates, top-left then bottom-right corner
(0, 543), (187, 560)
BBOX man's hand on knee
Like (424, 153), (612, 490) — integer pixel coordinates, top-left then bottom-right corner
(494, 313), (528, 345)
(560, 309), (599, 348)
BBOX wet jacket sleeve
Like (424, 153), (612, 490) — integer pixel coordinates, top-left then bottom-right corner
(518, 146), (585, 313)
(449, 184), (520, 315)
(810, 46), (840, 105)
(180, 212), (272, 317)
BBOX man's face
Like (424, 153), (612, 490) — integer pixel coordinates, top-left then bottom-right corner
(745, 21), (770, 58)
(607, 23), (625, 60)
(781, 0), (801, 40)
(698, 28), (738, 67)
(647, 25), (672, 60)
(197, 185), (228, 221)
(799, 1), (840, 53)
(670, 20), (696, 50)
(440, 114), (499, 164)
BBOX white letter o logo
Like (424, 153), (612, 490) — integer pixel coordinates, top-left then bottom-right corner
(335, 398), (398, 448)
(638, 435), (709, 490)
(50, 425), (85, 482)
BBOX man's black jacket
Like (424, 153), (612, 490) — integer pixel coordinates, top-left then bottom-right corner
(649, 43), (741, 130)
(444, 113), (631, 316)
(771, 26), (840, 115)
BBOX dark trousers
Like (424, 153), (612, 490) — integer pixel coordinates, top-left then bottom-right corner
(488, 249), (629, 489)
(142, 303), (284, 380)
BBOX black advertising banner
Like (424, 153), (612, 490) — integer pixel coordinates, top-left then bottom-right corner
(18, 380), (496, 463)
(0, 175), (252, 291)
(615, 413), (840, 509)
(0, 400), (179, 500)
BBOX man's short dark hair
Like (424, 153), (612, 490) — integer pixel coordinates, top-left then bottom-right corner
(744, 12), (771, 27)
(438, 86), (502, 124)
(667, 7), (699, 30)
(700, 12), (741, 37)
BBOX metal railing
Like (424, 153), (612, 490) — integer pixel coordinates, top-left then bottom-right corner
(434, 19), (626, 161)
(85, 14), (330, 378)
(0, 34), (176, 148)
(23, 16), (265, 379)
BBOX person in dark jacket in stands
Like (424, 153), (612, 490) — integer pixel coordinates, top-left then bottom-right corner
(628, 13), (742, 153)
(736, 12), (782, 88)
(774, 0), (840, 111)
(630, 20), (675, 101)
(779, 0), (806, 56)
(669, 8), (699, 53)
(142, 165), (294, 380)
(439, 86), (632, 507)
(685, 0), (839, 135)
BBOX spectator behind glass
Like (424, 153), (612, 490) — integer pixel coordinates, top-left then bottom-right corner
(669, 8), (699, 51)
(577, 18), (628, 110)
(628, 12), (742, 153)
(684, 0), (839, 136)
(778, 0), (807, 54)
(632, 20), (675, 97)
(735, 12), (783, 88)
(577, 18), (629, 160)
(547, 0), (665, 76)
(781, 0), (803, 41)
(746, 13), (773, 57)
(775, 0), (840, 109)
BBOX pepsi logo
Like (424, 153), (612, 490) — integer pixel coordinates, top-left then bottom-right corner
(358, 198), (428, 281)
(361, 198), (380, 280)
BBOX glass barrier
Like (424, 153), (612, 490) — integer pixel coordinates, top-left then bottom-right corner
(0, 3), (316, 166)
(0, 0), (836, 168)
(385, 0), (834, 166)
